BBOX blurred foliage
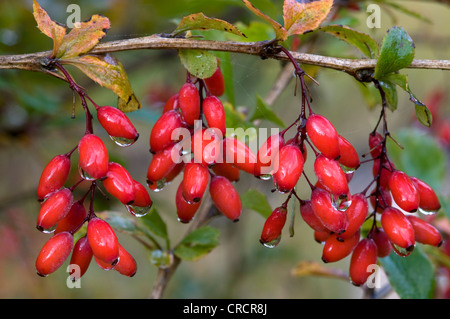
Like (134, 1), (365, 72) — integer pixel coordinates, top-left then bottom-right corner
(0, 0), (449, 299)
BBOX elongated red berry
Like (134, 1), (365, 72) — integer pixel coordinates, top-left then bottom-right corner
(55, 200), (87, 234)
(102, 162), (136, 205)
(127, 180), (153, 217)
(372, 158), (395, 189)
(380, 207), (415, 251)
(300, 200), (329, 233)
(407, 215), (442, 247)
(389, 170), (420, 212)
(78, 134), (109, 180)
(176, 182), (201, 223)
(322, 230), (360, 263)
(36, 231), (73, 277)
(273, 144), (304, 193)
(204, 65), (225, 97)
(149, 110), (183, 153)
(37, 154), (71, 201)
(349, 238), (378, 286)
(162, 93), (179, 113)
(310, 187), (348, 234)
(114, 244), (137, 277)
(306, 114), (340, 159)
(338, 135), (360, 170)
(203, 95), (227, 136)
(37, 188), (74, 233)
(368, 132), (383, 158)
(146, 144), (179, 184)
(410, 177), (441, 213)
(191, 128), (222, 166)
(337, 193), (368, 240)
(314, 154), (349, 198)
(371, 228), (392, 257)
(211, 163), (240, 182)
(222, 137), (257, 175)
(97, 106), (139, 146)
(182, 162), (209, 204)
(209, 175), (242, 221)
(87, 217), (119, 265)
(254, 133), (285, 178)
(69, 235), (93, 281)
(178, 82), (200, 126)
(260, 207), (287, 247)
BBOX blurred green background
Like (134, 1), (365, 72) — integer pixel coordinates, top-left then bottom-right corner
(0, 0), (449, 299)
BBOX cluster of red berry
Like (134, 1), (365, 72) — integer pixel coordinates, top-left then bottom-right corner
(147, 64), (246, 223)
(35, 100), (149, 280)
(258, 104), (443, 286)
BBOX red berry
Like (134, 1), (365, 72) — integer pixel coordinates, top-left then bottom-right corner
(322, 230), (360, 263)
(211, 163), (240, 182)
(204, 65), (225, 97)
(338, 135), (360, 170)
(202, 95), (227, 136)
(102, 162), (136, 205)
(368, 132), (383, 158)
(389, 170), (420, 213)
(69, 235), (93, 281)
(260, 207), (287, 247)
(314, 154), (349, 198)
(87, 217), (120, 266)
(209, 175), (242, 221)
(371, 228), (392, 257)
(149, 110), (183, 153)
(410, 177), (441, 213)
(306, 114), (340, 159)
(55, 200), (87, 234)
(254, 133), (285, 178)
(273, 144), (304, 193)
(178, 82), (200, 126)
(36, 231), (74, 277)
(182, 162), (210, 204)
(176, 182), (201, 223)
(37, 188), (74, 233)
(114, 244), (137, 277)
(96, 106), (139, 145)
(222, 137), (257, 175)
(372, 158), (395, 189)
(380, 207), (415, 251)
(407, 215), (442, 247)
(191, 128), (222, 167)
(78, 134), (109, 180)
(299, 200), (329, 233)
(162, 93), (179, 113)
(337, 193), (368, 240)
(349, 238), (378, 286)
(146, 144), (179, 184)
(310, 187), (348, 234)
(314, 230), (331, 244)
(37, 154), (71, 201)
(127, 180), (153, 217)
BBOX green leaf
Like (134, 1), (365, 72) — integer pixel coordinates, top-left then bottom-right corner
(172, 12), (246, 38)
(174, 226), (220, 261)
(62, 53), (141, 112)
(380, 246), (435, 299)
(250, 95), (285, 127)
(383, 1), (432, 24)
(318, 24), (379, 58)
(374, 26), (415, 79)
(139, 207), (169, 240)
(178, 49), (218, 79)
(380, 73), (432, 127)
(378, 80), (398, 111)
(386, 128), (448, 190)
(241, 189), (273, 218)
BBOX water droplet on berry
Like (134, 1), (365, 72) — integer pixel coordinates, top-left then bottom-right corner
(126, 204), (152, 217)
(391, 243), (414, 257)
(78, 167), (96, 181)
(417, 207), (437, 216)
(147, 179), (166, 192)
(110, 136), (137, 147)
(339, 164), (356, 174)
(258, 174), (272, 181)
(40, 225), (57, 234)
(261, 236), (281, 248)
(149, 249), (173, 269)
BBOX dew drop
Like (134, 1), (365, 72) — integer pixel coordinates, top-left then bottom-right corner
(110, 135), (136, 147)
(147, 179), (166, 192)
(260, 236), (281, 248)
(126, 204), (152, 217)
(418, 207), (437, 216)
(40, 225), (57, 234)
(339, 164), (357, 174)
(391, 243), (414, 257)
(258, 174), (272, 181)
(78, 167), (95, 181)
